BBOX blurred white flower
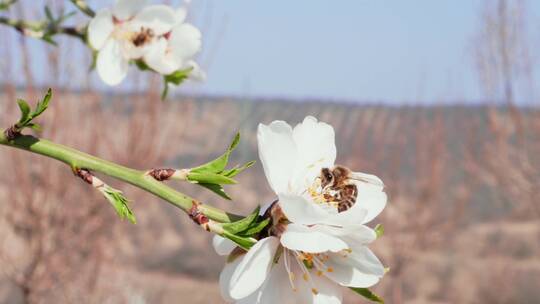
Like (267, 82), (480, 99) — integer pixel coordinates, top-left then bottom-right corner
(88, 0), (202, 85)
(143, 7), (204, 79)
(214, 116), (387, 303)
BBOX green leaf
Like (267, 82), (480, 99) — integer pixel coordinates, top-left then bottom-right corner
(223, 160), (256, 178)
(16, 99), (31, 124)
(12, 89), (53, 135)
(191, 132), (240, 174)
(222, 206), (260, 234)
(44, 6), (54, 22)
(102, 186), (136, 224)
(33, 88), (52, 117)
(187, 172), (237, 185)
(134, 59), (150, 71)
(199, 183), (232, 200)
(239, 218), (270, 236)
(160, 67), (193, 100)
(374, 224), (384, 238)
(27, 123), (42, 132)
(221, 230), (256, 250)
(57, 11), (76, 24)
(350, 288), (384, 303)
(164, 67), (192, 85)
(41, 34), (58, 46)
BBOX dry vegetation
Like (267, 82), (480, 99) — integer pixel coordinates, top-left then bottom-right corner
(0, 0), (539, 303)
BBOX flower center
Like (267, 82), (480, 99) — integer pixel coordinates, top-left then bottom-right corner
(131, 27), (155, 47)
(112, 25), (155, 48)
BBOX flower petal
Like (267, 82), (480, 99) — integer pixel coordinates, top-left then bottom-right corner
(324, 246), (385, 288)
(280, 223), (348, 253)
(229, 237), (280, 300)
(351, 171), (384, 190)
(185, 60), (206, 81)
(170, 23), (202, 60)
(175, 7), (187, 24)
(314, 224), (376, 246)
(143, 38), (180, 75)
(213, 235), (236, 256)
(257, 261), (297, 304)
(257, 121), (297, 194)
(96, 40), (128, 85)
(113, 0), (147, 20)
(88, 9), (114, 50)
(311, 272), (343, 304)
(132, 4), (177, 35)
(291, 116), (336, 189)
(323, 199), (368, 226)
(278, 194), (330, 226)
(219, 254), (243, 302)
(354, 181), (387, 224)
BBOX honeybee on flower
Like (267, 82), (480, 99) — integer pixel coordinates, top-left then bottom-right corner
(215, 116), (387, 303)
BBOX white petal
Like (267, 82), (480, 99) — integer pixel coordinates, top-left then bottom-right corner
(355, 182), (387, 224)
(170, 23), (202, 60)
(311, 273), (343, 304)
(257, 261), (296, 304)
(132, 5), (177, 35)
(219, 255), (243, 302)
(143, 38), (180, 75)
(278, 194), (330, 226)
(113, 0), (147, 20)
(185, 60), (206, 81)
(291, 116), (336, 189)
(229, 237), (279, 300)
(257, 121), (297, 194)
(175, 7), (187, 24)
(88, 9), (114, 50)
(280, 223), (348, 253)
(96, 40), (128, 85)
(236, 291), (261, 304)
(323, 200), (368, 226)
(351, 171), (384, 190)
(212, 235), (236, 256)
(314, 224), (376, 246)
(324, 246), (384, 288)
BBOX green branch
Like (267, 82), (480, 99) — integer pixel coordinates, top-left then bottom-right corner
(0, 16), (86, 43)
(0, 132), (241, 224)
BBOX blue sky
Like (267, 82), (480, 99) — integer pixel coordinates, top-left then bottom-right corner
(4, 0), (540, 104)
(185, 0), (539, 104)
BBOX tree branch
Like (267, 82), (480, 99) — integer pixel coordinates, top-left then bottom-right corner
(0, 132), (241, 224)
(0, 16), (86, 42)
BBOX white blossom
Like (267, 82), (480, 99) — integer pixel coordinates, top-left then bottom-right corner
(88, 0), (202, 85)
(215, 116), (387, 303)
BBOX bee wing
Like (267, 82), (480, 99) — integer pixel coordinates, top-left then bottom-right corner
(350, 172), (384, 188)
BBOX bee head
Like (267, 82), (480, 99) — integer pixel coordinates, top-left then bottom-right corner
(320, 168), (334, 188)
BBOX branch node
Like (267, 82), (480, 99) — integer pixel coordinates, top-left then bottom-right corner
(4, 125), (21, 141)
(148, 168), (176, 181)
(189, 200), (209, 229)
(73, 168), (93, 185)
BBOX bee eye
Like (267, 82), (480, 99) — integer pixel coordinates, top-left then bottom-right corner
(324, 172), (333, 180)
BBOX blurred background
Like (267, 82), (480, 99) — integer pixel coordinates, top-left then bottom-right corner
(0, 0), (539, 303)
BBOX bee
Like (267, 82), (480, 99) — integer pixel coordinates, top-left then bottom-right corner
(132, 28), (154, 47)
(320, 165), (384, 213)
